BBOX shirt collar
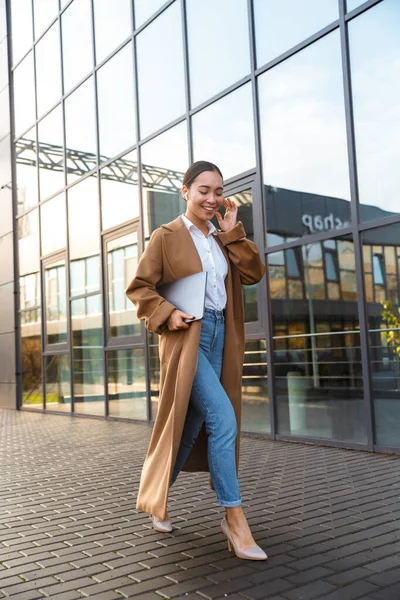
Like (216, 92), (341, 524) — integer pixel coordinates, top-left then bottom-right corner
(181, 214), (217, 237)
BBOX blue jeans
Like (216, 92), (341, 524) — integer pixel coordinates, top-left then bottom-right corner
(170, 308), (242, 508)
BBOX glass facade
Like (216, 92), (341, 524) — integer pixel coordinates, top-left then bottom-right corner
(3, 0), (399, 453)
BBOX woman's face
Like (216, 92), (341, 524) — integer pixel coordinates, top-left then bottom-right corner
(182, 170), (224, 223)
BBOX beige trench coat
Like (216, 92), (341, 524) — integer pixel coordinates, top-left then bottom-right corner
(126, 216), (266, 519)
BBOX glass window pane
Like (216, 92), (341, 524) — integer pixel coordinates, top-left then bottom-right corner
(107, 231), (140, 338)
(362, 223), (400, 448)
(71, 294), (104, 415)
(11, 0), (33, 65)
(97, 43), (136, 161)
(254, 0), (338, 67)
(259, 32), (350, 246)
(21, 322), (43, 408)
(61, 0), (93, 93)
(269, 234), (367, 444)
(18, 209), (40, 277)
(14, 52), (35, 137)
(349, 0), (400, 221)
(33, 0), (58, 39)
(35, 22), (62, 117)
(45, 259), (67, 345)
(65, 77), (97, 182)
(242, 340), (270, 433)
(134, 0), (165, 28)
(136, 2), (185, 138)
(100, 149), (139, 230)
(68, 177), (100, 285)
(107, 348), (146, 419)
(41, 193), (66, 256)
(45, 354), (71, 412)
(141, 122), (188, 240)
(38, 105), (65, 200)
(192, 83), (255, 180)
(16, 127), (38, 214)
(186, 0), (250, 107)
(93, 0), (132, 64)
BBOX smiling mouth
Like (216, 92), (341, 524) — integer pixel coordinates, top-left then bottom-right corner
(202, 206), (215, 212)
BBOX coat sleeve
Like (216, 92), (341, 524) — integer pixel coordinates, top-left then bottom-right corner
(125, 229), (177, 335)
(217, 221), (266, 285)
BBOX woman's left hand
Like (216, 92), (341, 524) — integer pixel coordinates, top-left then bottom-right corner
(215, 198), (238, 232)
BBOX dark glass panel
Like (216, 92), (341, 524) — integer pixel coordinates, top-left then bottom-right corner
(16, 127), (38, 214)
(192, 83), (255, 181)
(107, 348), (147, 419)
(362, 222), (400, 448)
(349, 0), (400, 221)
(136, 2), (185, 138)
(13, 52), (35, 137)
(100, 149), (139, 230)
(35, 22), (61, 117)
(241, 340), (270, 433)
(186, 0), (250, 107)
(269, 234), (367, 443)
(93, 0), (132, 64)
(254, 0), (338, 67)
(65, 78), (97, 183)
(61, 0), (93, 92)
(38, 105), (64, 200)
(259, 32), (350, 246)
(141, 122), (188, 241)
(106, 231), (140, 338)
(18, 209), (40, 277)
(45, 354), (71, 412)
(44, 258), (67, 345)
(71, 294), (104, 415)
(97, 43), (136, 161)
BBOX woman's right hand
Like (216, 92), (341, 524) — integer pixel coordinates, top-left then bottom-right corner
(167, 309), (195, 331)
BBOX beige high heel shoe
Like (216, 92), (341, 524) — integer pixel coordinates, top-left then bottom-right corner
(150, 515), (173, 533)
(221, 517), (267, 560)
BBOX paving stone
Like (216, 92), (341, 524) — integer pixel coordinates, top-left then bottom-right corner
(320, 581), (381, 600)
(282, 580), (337, 599)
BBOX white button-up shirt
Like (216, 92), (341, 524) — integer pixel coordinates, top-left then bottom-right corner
(181, 214), (228, 311)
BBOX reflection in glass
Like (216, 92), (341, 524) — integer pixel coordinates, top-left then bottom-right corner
(18, 209), (40, 277)
(71, 255), (100, 297)
(259, 32), (350, 245)
(45, 259), (67, 345)
(38, 105), (65, 200)
(61, 0), (93, 92)
(107, 232), (140, 337)
(100, 150), (139, 230)
(242, 340), (270, 433)
(93, 0), (132, 64)
(13, 53), (35, 137)
(41, 194), (66, 256)
(71, 294), (104, 415)
(16, 127), (38, 214)
(362, 223), (400, 447)
(192, 83), (255, 180)
(45, 354), (71, 412)
(68, 176), (100, 265)
(65, 78), (97, 182)
(20, 271), (42, 408)
(254, 0), (338, 67)
(141, 122), (188, 240)
(33, 0), (59, 39)
(186, 0), (250, 107)
(107, 348), (146, 419)
(11, 0), (33, 65)
(349, 0), (400, 220)
(134, 0), (165, 28)
(136, 2), (185, 138)
(269, 235), (366, 443)
(35, 22), (62, 117)
(97, 43), (136, 161)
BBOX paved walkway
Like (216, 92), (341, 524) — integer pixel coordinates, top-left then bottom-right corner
(1, 409), (400, 600)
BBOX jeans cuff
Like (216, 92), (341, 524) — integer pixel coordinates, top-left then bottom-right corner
(217, 498), (242, 508)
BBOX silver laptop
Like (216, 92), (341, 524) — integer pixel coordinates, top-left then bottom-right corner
(157, 272), (207, 322)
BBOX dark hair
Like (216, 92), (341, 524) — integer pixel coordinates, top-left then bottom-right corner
(182, 161), (223, 189)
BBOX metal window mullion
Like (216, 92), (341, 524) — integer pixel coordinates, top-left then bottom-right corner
(339, 0), (375, 450)
(180, 0), (193, 163)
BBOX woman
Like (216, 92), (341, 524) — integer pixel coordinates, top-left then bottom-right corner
(126, 161), (267, 560)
